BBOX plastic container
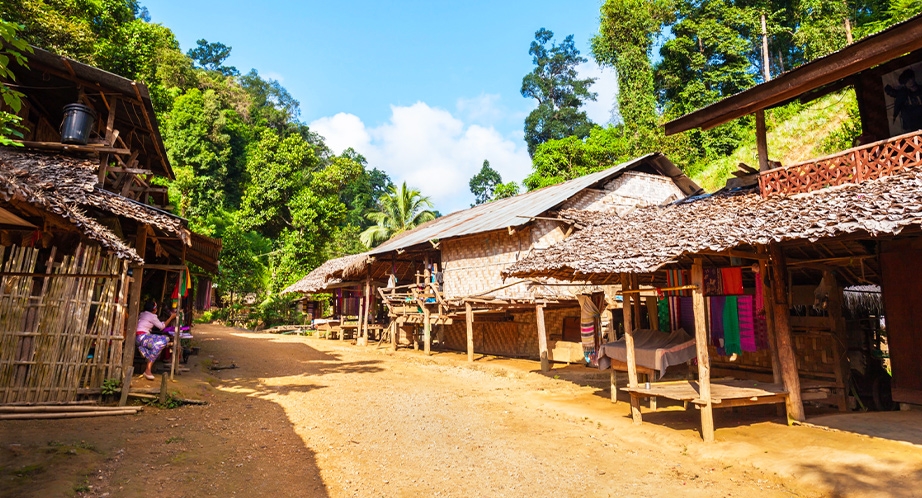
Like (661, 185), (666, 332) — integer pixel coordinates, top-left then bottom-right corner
(60, 103), (97, 145)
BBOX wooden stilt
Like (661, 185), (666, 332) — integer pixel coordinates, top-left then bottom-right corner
(118, 366), (133, 407)
(768, 243), (806, 423)
(759, 248), (785, 417)
(610, 368), (618, 403)
(621, 274), (641, 424)
(423, 307), (431, 356)
(691, 259), (715, 442)
(536, 304), (549, 372)
(390, 321), (397, 351)
(465, 302), (474, 362)
(356, 297), (365, 345)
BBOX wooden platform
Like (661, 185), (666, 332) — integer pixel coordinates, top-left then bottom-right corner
(622, 379), (788, 409)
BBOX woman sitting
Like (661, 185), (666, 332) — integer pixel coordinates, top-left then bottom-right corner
(136, 300), (176, 380)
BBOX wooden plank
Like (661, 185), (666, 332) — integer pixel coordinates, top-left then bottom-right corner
(691, 259), (715, 442)
(15, 140), (131, 155)
(536, 304), (549, 372)
(769, 243), (806, 423)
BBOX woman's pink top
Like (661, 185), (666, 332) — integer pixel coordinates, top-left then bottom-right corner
(137, 311), (165, 335)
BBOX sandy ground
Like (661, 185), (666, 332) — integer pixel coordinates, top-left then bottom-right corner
(2, 323), (922, 497)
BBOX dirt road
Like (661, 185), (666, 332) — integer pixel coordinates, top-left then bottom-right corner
(2, 323), (921, 497)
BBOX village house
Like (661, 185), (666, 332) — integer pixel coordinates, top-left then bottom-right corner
(503, 12), (922, 441)
(0, 47), (220, 405)
(286, 153), (702, 368)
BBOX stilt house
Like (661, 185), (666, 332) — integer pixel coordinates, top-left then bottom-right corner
(504, 13), (922, 441)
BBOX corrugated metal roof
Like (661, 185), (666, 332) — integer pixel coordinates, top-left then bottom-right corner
(368, 153), (700, 255)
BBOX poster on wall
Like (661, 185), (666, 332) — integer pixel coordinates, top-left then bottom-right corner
(883, 61), (922, 137)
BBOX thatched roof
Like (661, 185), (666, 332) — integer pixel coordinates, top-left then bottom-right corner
(0, 149), (194, 262)
(503, 168), (922, 282)
(282, 253), (369, 294)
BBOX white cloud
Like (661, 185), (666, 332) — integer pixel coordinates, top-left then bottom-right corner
(578, 61), (619, 125)
(310, 102), (532, 214)
(263, 71), (286, 83)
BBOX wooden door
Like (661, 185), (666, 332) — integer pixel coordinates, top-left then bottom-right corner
(880, 238), (922, 405)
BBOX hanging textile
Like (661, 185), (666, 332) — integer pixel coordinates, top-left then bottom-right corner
(666, 270), (691, 296)
(708, 296), (726, 355)
(171, 267), (192, 308)
(668, 296), (681, 331)
(657, 298), (670, 332)
(753, 269), (769, 350)
(721, 267), (744, 295)
(679, 296), (696, 334)
(737, 295), (758, 352)
(703, 267), (723, 296)
(722, 296), (742, 355)
(576, 295), (601, 366)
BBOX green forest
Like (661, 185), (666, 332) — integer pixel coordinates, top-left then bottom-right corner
(1, 0), (920, 315)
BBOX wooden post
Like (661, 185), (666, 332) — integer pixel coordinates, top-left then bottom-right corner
(691, 259), (715, 442)
(159, 373), (168, 404)
(824, 270), (849, 412)
(121, 226), (147, 372)
(610, 368), (618, 403)
(465, 302), (475, 362)
(170, 271), (181, 380)
(756, 110), (770, 172)
(621, 274), (641, 424)
(647, 297), (659, 331)
(632, 275), (643, 328)
(423, 306), (431, 356)
(536, 304), (549, 373)
(117, 366), (133, 407)
(759, 253), (784, 386)
(769, 243), (806, 423)
(361, 274), (371, 346)
(356, 297), (365, 345)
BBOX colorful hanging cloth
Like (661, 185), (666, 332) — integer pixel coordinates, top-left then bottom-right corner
(721, 267), (744, 295)
(679, 296), (696, 334)
(703, 267), (723, 296)
(666, 270), (691, 296)
(722, 295), (742, 355)
(657, 298), (670, 332)
(708, 296), (726, 355)
(576, 295), (601, 366)
(737, 295), (758, 352)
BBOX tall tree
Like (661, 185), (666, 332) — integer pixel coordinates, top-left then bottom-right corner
(521, 28), (597, 156)
(360, 183), (437, 247)
(187, 38), (239, 76)
(469, 160), (502, 205)
(0, 19), (32, 146)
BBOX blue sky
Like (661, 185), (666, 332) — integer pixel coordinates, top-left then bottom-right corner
(145, 0), (618, 212)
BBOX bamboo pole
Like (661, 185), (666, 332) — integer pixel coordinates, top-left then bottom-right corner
(0, 405), (140, 413)
(691, 259), (715, 442)
(768, 243), (806, 424)
(0, 409), (140, 420)
(423, 306), (431, 356)
(536, 304), (549, 373)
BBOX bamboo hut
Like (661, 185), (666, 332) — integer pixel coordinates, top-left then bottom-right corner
(0, 47), (220, 405)
(505, 13), (922, 441)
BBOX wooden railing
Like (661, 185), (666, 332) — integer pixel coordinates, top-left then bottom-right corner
(759, 129), (922, 197)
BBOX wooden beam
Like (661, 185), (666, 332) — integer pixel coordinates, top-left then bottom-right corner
(691, 259), (715, 442)
(632, 274), (643, 328)
(758, 248), (784, 390)
(768, 243), (806, 423)
(621, 273), (641, 425)
(423, 306), (431, 355)
(536, 304), (549, 373)
(15, 140), (131, 155)
(465, 302), (474, 362)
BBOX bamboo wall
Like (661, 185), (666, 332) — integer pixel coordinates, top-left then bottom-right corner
(441, 307), (581, 358)
(0, 244), (129, 404)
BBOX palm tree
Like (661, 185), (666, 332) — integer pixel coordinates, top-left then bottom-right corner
(360, 182), (437, 247)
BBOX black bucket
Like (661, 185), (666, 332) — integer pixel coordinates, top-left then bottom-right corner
(60, 103), (97, 145)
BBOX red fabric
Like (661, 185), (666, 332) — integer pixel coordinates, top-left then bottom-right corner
(721, 267), (744, 295)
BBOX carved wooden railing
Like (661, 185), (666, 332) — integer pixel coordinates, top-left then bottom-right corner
(759, 129), (922, 197)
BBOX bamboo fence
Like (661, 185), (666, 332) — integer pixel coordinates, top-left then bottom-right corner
(0, 244), (129, 404)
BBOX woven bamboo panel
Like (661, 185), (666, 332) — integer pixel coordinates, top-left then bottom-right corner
(0, 244), (128, 404)
(759, 129), (922, 197)
(441, 307), (581, 359)
(710, 331), (837, 378)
